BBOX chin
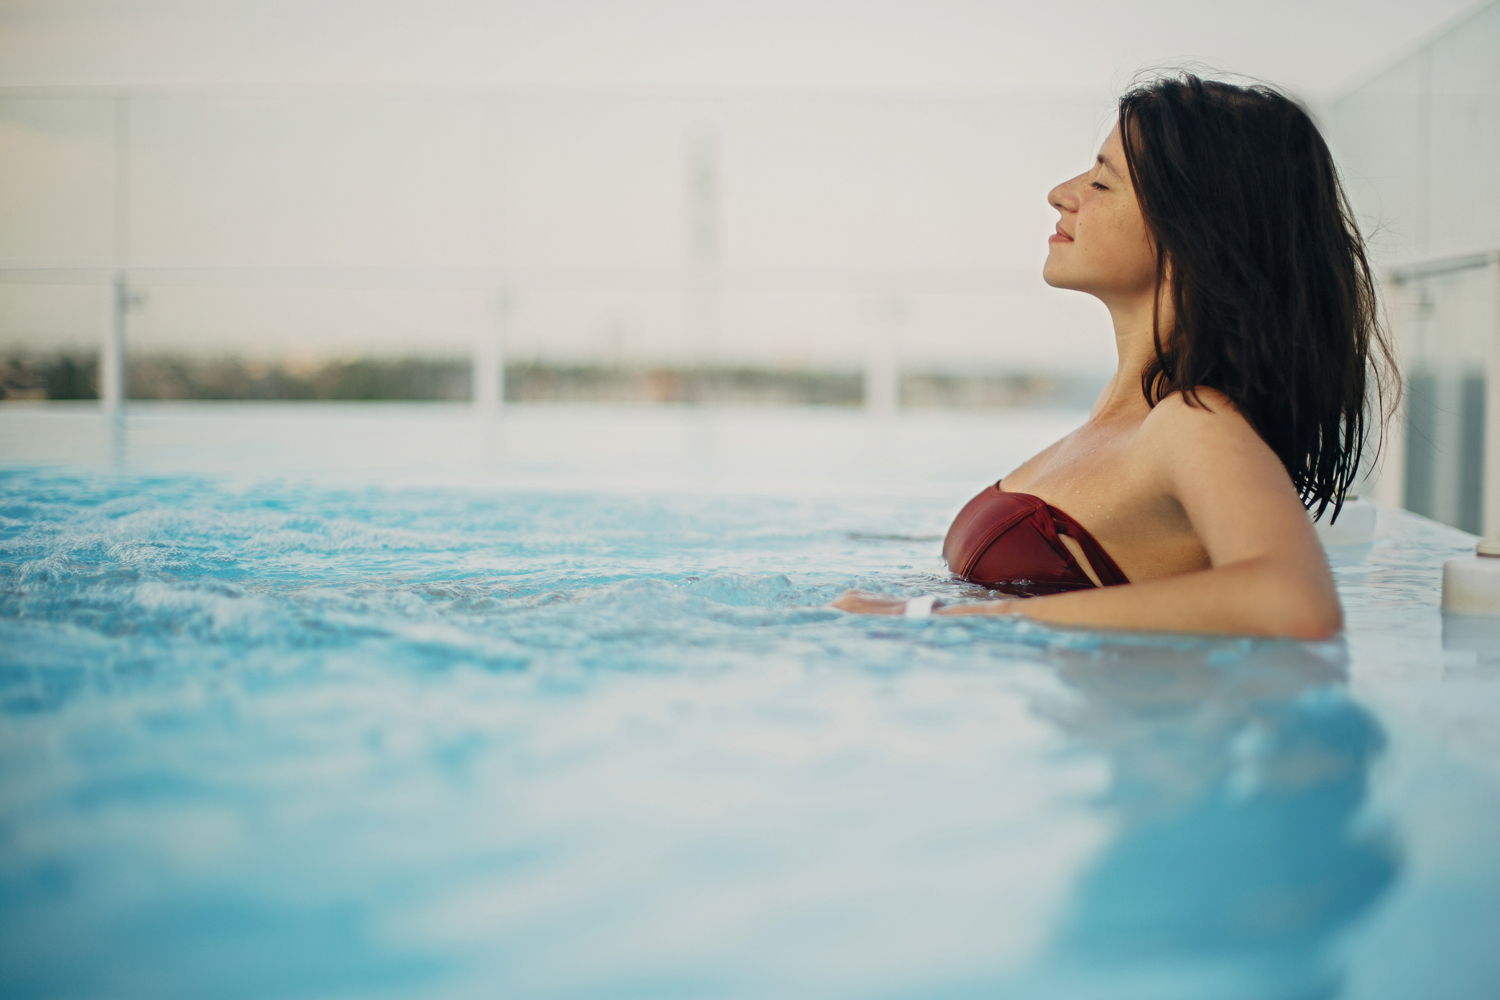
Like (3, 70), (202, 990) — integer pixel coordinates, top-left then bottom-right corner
(1041, 262), (1073, 290)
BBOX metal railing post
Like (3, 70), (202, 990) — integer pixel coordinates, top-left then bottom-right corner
(1371, 273), (1408, 509)
(1486, 254), (1500, 536)
(864, 293), (902, 414)
(104, 89), (129, 414)
(473, 289), (506, 414)
(101, 272), (126, 413)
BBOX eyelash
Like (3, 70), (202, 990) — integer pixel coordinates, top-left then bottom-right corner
(1091, 181), (1108, 191)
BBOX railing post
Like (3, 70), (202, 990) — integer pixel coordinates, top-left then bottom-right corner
(685, 121), (721, 368)
(864, 293), (902, 414)
(473, 289), (506, 415)
(101, 272), (126, 413)
(1370, 274), (1408, 510)
(104, 88), (129, 414)
(1485, 254), (1500, 536)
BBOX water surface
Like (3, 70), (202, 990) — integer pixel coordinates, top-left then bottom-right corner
(2, 404), (1497, 999)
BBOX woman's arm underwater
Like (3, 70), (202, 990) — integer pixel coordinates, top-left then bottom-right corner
(834, 392), (1344, 640)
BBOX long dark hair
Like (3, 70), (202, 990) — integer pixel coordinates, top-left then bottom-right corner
(1118, 73), (1394, 521)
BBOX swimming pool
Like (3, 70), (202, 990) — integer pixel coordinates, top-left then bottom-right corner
(2, 403), (1498, 999)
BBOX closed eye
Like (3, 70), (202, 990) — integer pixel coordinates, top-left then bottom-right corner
(1091, 181), (1108, 190)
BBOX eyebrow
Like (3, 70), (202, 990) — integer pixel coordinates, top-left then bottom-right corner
(1096, 153), (1121, 175)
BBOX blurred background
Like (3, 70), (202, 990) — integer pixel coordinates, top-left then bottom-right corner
(1, 0), (1497, 530)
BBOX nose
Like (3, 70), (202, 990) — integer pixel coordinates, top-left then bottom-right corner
(1049, 173), (1083, 215)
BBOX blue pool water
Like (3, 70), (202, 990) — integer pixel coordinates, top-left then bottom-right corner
(2, 404), (1499, 999)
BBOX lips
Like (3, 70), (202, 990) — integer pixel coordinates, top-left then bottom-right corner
(1048, 225), (1074, 244)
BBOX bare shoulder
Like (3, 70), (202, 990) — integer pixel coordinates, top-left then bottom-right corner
(1135, 387), (1288, 486)
(1139, 388), (1259, 447)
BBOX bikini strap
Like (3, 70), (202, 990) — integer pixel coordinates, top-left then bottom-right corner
(1047, 507), (1130, 586)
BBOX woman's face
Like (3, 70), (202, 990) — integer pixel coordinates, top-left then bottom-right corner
(1043, 124), (1158, 304)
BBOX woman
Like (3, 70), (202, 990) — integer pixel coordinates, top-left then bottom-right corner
(834, 74), (1392, 638)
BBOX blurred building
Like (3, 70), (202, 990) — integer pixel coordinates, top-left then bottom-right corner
(0, 86), (1120, 407)
(1326, 0), (1500, 534)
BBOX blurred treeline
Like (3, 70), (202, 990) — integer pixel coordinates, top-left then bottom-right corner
(1, 352), (1094, 408)
(0, 354), (99, 400)
(0, 354), (470, 402)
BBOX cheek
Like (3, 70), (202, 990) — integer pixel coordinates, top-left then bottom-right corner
(1084, 203), (1140, 249)
(1075, 203), (1155, 290)
(1094, 206), (1152, 268)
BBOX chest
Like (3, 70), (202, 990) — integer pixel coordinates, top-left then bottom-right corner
(1000, 422), (1201, 569)
(1004, 424), (1143, 513)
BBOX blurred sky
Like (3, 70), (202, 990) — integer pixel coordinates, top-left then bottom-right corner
(0, 0), (1483, 98)
(0, 1), (1489, 370)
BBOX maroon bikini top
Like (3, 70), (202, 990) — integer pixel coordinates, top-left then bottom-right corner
(943, 482), (1130, 597)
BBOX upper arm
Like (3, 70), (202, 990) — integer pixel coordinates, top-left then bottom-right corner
(1139, 391), (1330, 579)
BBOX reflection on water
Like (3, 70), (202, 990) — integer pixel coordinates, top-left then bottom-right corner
(1443, 613), (1500, 663)
(1008, 638), (1396, 999)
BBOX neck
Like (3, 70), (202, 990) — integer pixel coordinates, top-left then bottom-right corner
(1090, 288), (1168, 421)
